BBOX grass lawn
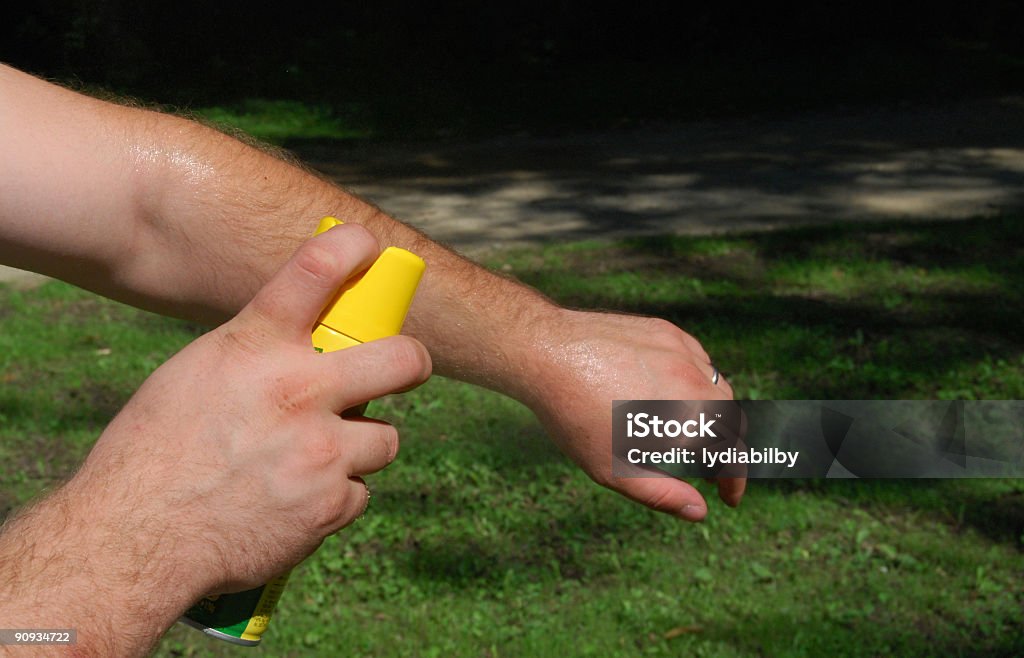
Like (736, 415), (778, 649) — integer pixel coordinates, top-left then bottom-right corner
(1, 216), (1022, 657)
(192, 100), (372, 145)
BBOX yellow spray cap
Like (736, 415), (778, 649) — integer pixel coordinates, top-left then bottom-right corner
(312, 217), (425, 346)
(314, 215), (343, 236)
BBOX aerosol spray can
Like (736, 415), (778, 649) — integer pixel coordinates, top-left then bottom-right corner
(180, 216), (425, 645)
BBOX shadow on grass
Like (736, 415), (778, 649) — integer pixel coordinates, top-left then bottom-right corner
(507, 216), (1023, 399)
(372, 215), (1024, 595)
(761, 479), (1024, 550)
(697, 607), (1024, 657)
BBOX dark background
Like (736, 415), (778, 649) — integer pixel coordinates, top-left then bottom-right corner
(3, 1), (1023, 137)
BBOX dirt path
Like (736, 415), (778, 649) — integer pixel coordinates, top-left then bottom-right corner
(304, 96), (1024, 254)
(4, 95), (1023, 286)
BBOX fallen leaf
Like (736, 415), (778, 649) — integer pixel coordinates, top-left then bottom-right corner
(664, 626), (703, 639)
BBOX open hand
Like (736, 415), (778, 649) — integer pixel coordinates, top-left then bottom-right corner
(526, 309), (745, 521)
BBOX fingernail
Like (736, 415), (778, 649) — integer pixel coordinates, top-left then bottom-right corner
(680, 504), (707, 522)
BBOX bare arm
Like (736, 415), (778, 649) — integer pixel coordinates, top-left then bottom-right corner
(0, 227), (431, 656)
(0, 476), (198, 657)
(0, 63), (743, 518)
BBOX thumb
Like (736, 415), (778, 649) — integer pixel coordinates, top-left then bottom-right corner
(613, 476), (709, 522)
(239, 223), (380, 342)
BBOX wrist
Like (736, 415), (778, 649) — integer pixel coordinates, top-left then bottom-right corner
(64, 457), (220, 606)
(496, 305), (584, 410)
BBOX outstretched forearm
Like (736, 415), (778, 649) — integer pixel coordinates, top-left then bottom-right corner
(0, 63), (556, 402)
(138, 112), (559, 400)
(1, 63), (743, 518)
(128, 120), (745, 514)
(0, 65), (721, 406)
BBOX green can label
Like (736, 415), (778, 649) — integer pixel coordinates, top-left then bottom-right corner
(181, 573), (290, 646)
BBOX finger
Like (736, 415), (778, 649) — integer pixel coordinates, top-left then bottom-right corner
(333, 416), (400, 476)
(350, 477), (373, 519)
(698, 362), (734, 399)
(613, 477), (709, 522)
(325, 477), (373, 535)
(322, 335), (432, 412)
(240, 223), (380, 342)
(682, 356), (721, 395)
(716, 477), (747, 507)
(715, 405), (746, 505)
(680, 333), (711, 364)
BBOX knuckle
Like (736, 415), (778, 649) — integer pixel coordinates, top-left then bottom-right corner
(646, 318), (687, 347)
(682, 333), (709, 357)
(338, 222), (378, 249)
(667, 358), (708, 388)
(315, 223), (379, 267)
(243, 282), (295, 336)
(293, 241), (344, 285)
(644, 318), (709, 359)
(645, 485), (679, 512)
(646, 317), (678, 335)
(301, 430), (341, 469)
(644, 317), (685, 340)
(387, 337), (432, 380)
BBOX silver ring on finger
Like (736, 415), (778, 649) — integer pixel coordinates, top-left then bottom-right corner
(711, 365), (720, 386)
(357, 481), (372, 520)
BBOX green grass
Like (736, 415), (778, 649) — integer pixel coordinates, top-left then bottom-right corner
(1, 216), (1022, 657)
(192, 100), (371, 145)
(486, 218), (1024, 401)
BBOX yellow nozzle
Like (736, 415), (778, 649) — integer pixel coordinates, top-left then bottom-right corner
(314, 215), (342, 236)
(310, 217), (425, 352)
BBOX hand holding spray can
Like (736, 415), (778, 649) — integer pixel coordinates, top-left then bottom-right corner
(180, 216), (425, 645)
